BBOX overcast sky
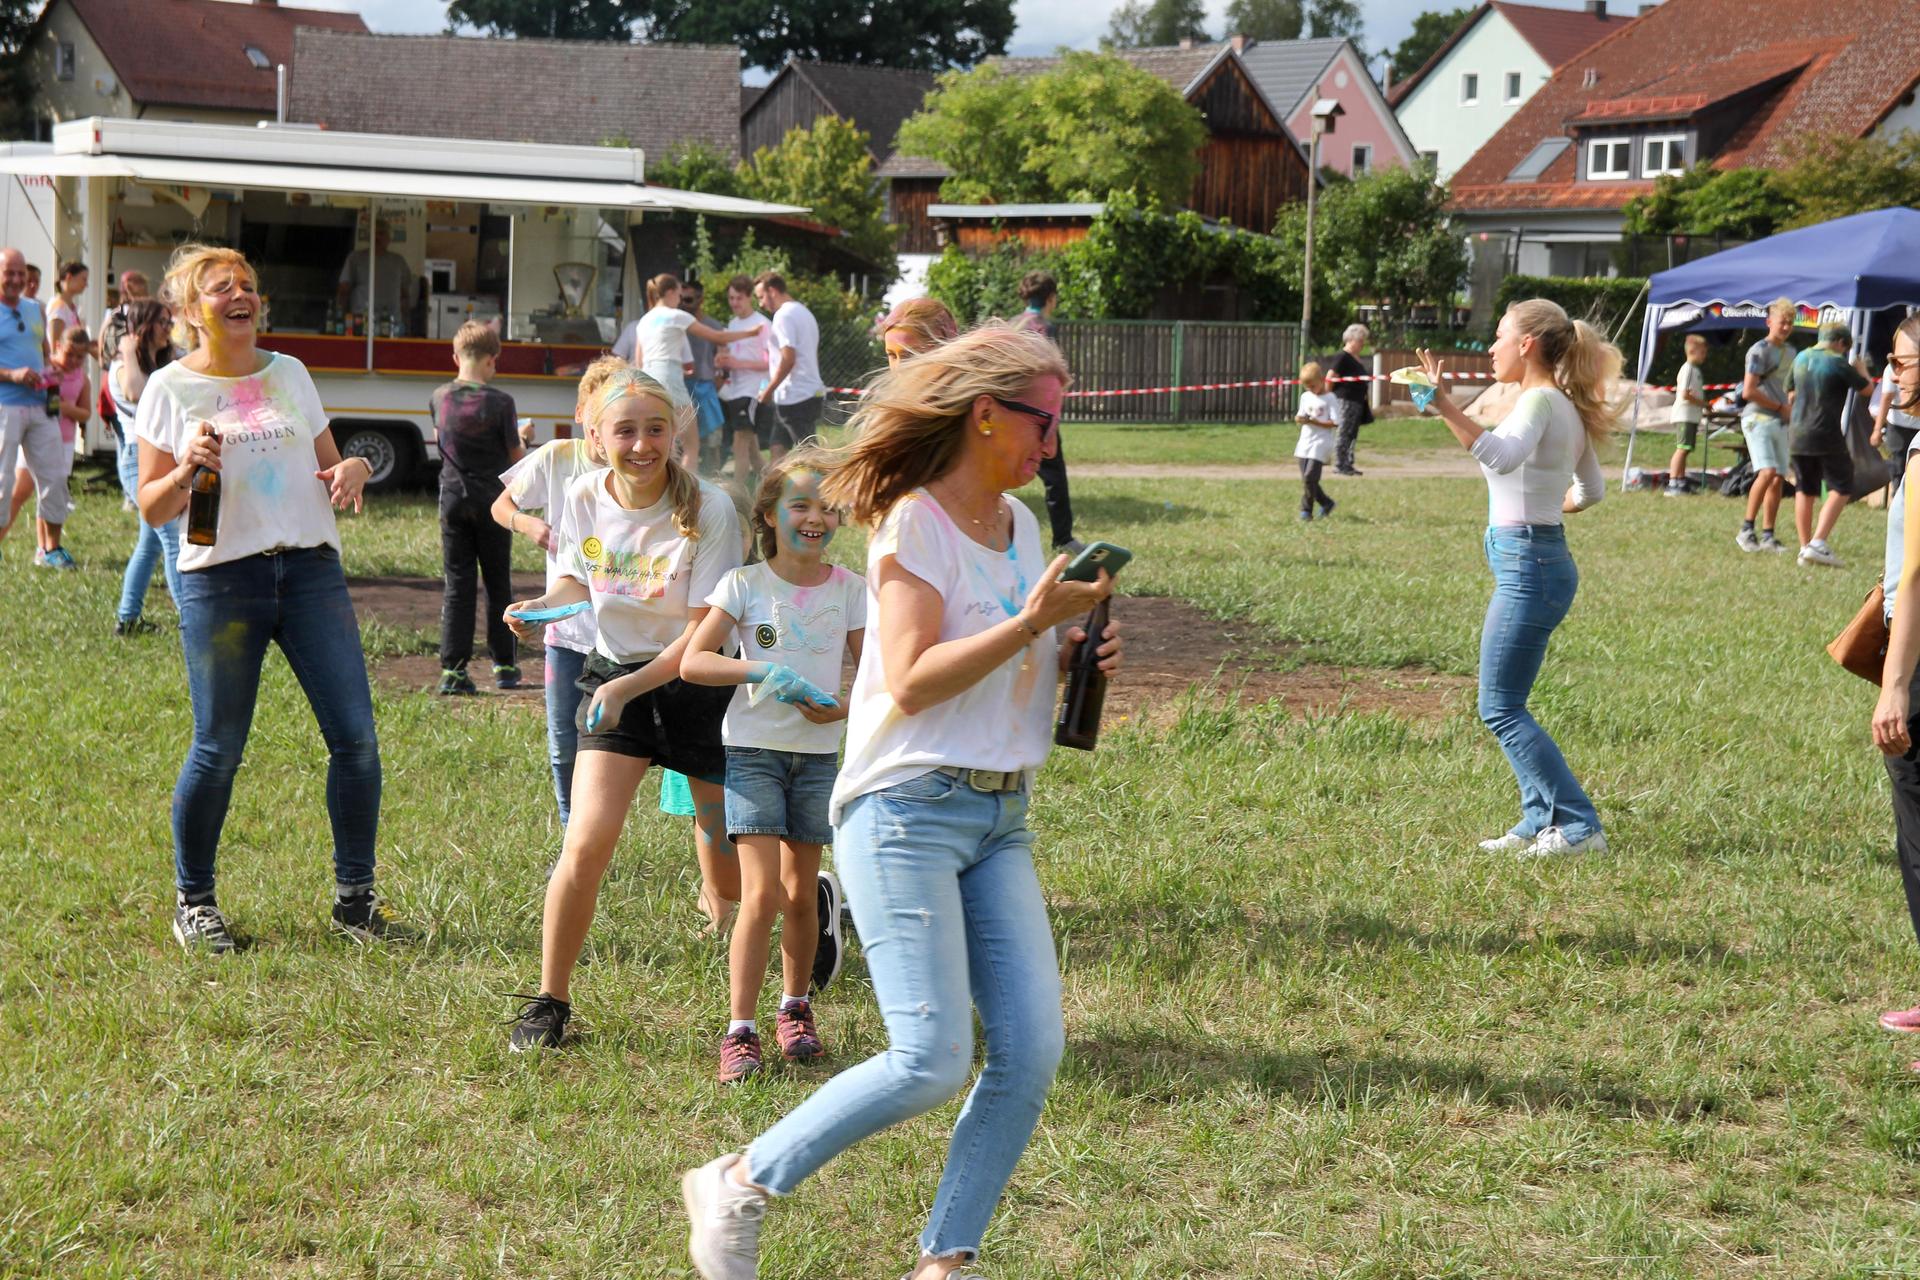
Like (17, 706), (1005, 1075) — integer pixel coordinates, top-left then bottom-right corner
(282, 0), (1623, 74)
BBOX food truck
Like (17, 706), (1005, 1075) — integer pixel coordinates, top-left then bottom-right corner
(0, 117), (805, 488)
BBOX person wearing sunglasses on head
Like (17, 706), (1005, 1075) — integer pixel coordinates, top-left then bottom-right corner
(0, 246), (60, 564)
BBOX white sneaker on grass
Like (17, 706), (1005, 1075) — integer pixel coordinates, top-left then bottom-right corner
(1520, 827), (1609, 858)
(1735, 529), (1760, 552)
(1478, 833), (1531, 853)
(1799, 541), (1844, 568)
(683, 1153), (768, 1280)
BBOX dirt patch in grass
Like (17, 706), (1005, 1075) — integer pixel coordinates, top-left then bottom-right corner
(352, 576), (1469, 722)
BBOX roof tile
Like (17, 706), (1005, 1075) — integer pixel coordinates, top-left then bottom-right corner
(67, 0), (366, 113)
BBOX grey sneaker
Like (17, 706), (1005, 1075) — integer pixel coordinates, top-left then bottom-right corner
(173, 898), (235, 953)
(1757, 533), (1789, 554)
(1735, 529), (1760, 552)
(682, 1153), (768, 1280)
(1520, 827), (1609, 858)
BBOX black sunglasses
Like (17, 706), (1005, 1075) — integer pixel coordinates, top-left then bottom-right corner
(2, 305), (21, 333)
(992, 395), (1059, 441)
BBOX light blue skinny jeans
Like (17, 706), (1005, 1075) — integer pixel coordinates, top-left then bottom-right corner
(745, 769), (1065, 1261)
(1480, 524), (1601, 843)
(544, 643), (587, 825)
(115, 428), (183, 622)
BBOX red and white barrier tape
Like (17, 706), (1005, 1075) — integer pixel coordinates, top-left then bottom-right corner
(828, 372), (1740, 398)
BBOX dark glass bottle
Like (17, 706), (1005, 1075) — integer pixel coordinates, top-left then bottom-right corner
(186, 466), (221, 547)
(1054, 599), (1111, 751)
(44, 382), (60, 418)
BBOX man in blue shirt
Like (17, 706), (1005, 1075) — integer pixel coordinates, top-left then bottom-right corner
(0, 246), (65, 567)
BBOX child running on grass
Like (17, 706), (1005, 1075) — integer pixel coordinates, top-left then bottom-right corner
(682, 451), (865, 1082)
(1293, 362), (1337, 521)
(492, 356), (621, 828)
(503, 367), (742, 1051)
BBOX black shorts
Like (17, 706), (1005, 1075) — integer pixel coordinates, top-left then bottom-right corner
(721, 395), (763, 449)
(1792, 449), (1855, 497)
(573, 650), (729, 780)
(772, 395), (824, 449)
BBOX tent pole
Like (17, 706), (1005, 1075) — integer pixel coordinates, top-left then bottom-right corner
(1624, 303), (1665, 487)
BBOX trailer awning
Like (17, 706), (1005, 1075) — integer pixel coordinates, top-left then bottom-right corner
(0, 145), (803, 218)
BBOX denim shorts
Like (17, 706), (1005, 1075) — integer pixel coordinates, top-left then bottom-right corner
(1742, 415), (1788, 473)
(723, 746), (837, 845)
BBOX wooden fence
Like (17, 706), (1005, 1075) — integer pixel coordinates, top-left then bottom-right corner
(1372, 347), (1496, 408)
(1054, 320), (1303, 423)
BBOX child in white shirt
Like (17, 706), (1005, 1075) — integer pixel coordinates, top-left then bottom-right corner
(682, 451), (865, 1084)
(1294, 362), (1338, 520)
(1666, 333), (1708, 496)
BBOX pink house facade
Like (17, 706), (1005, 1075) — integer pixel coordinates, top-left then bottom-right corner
(1242, 37), (1420, 179)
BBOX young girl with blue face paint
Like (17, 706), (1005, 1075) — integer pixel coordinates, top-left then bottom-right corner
(681, 451), (866, 1083)
(501, 367), (743, 1051)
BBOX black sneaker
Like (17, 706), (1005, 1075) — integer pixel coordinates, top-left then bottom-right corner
(1319, 499), (1337, 518)
(174, 897), (235, 954)
(507, 992), (571, 1051)
(114, 616), (160, 637)
(331, 892), (420, 943)
(438, 669), (478, 696)
(493, 664), (522, 690)
(811, 870), (844, 994)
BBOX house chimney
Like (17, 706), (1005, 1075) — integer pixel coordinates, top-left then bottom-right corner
(1583, 67), (1599, 88)
(1179, 37), (1194, 50)
(1584, 0), (1605, 14)
(1229, 33), (1246, 53)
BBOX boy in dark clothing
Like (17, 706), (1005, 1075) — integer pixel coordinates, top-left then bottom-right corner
(433, 320), (525, 692)
(1786, 320), (1872, 569)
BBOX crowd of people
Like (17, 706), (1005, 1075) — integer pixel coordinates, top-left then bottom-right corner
(23, 226), (1920, 1272)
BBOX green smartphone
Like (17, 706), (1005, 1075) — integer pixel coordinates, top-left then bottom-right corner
(1060, 540), (1132, 582)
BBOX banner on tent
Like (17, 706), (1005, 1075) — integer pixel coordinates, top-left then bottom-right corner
(1658, 301), (1852, 331)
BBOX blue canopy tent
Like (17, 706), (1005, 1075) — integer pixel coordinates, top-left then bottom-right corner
(1624, 207), (1920, 481)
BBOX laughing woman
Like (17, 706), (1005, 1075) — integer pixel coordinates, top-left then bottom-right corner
(680, 322), (1122, 1280)
(133, 244), (409, 952)
(1418, 299), (1616, 859)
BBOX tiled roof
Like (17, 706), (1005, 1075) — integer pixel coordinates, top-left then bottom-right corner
(988, 43), (1221, 96)
(1390, 2), (1627, 107)
(1450, 0), (1920, 215)
(1236, 37), (1345, 118)
(64, 0), (366, 112)
(288, 31), (741, 160)
(776, 60), (938, 162)
(1493, 1), (1629, 69)
(876, 152), (949, 179)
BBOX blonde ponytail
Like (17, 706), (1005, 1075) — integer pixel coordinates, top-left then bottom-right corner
(1505, 299), (1623, 444)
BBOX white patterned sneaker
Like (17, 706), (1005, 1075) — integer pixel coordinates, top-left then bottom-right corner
(683, 1153), (768, 1280)
(1735, 529), (1760, 552)
(1798, 541), (1844, 568)
(1520, 827), (1609, 858)
(1478, 833), (1531, 853)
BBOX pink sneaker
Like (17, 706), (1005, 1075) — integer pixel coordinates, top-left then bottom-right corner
(1880, 1005), (1920, 1032)
(717, 1028), (763, 1084)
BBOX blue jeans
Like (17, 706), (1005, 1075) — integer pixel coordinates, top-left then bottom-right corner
(173, 546), (381, 896)
(545, 643), (587, 825)
(115, 429), (183, 622)
(723, 747), (836, 845)
(1480, 525), (1600, 843)
(746, 771), (1065, 1260)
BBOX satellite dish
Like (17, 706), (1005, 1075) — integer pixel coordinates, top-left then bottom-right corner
(94, 72), (116, 96)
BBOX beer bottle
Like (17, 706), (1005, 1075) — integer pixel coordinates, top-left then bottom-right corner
(1054, 598), (1111, 751)
(44, 381), (60, 418)
(186, 465), (221, 547)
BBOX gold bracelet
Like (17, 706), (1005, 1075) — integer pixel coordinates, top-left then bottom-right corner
(1015, 615), (1041, 639)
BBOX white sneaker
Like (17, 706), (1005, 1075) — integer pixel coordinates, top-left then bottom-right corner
(1520, 827), (1609, 858)
(683, 1154), (768, 1280)
(1735, 529), (1760, 552)
(1478, 833), (1531, 853)
(1798, 541), (1844, 568)
(1663, 482), (1684, 497)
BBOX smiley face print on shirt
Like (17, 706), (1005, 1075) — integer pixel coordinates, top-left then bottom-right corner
(580, 533), (677, 600)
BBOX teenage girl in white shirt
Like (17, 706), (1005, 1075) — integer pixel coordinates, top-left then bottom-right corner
(1418, 299), (1616, 859)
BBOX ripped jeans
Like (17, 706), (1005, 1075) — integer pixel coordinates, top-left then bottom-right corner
(745, 770), (1065, 1261)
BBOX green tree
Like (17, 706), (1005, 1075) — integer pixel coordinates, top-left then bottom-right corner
(896, 52), (1208, 208)
(1621, 164), (1797, 239)
(445, 0), (635, 39)
(1777, 129), (1920, 229)
(0, 0), (36, 140)
(1305, 0), (1364, 48)
(1224, 0), (1300, 40)
(648, 141), (747, 199)
(1272, 164), (1466, 338)
(639, 0), (1015, 70)
(738, 116), (897, 269)
(1103, 0), (1209, 48)
(1388, 6), (1474, 82)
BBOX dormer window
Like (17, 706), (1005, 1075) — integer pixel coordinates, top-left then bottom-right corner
(244, 46), (271, 70)
(1643, 134), (1686, 176)
(1587, 138), (1631, 179)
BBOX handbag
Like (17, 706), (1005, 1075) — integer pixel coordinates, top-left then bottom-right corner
(1850, 398), (1893, 495)
(1828, 583), (1889, 684)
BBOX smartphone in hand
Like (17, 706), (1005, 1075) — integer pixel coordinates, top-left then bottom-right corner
(1060, 540), (1132, 583)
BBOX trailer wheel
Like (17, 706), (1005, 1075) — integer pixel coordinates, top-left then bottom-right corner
(335, 423), (417, 493)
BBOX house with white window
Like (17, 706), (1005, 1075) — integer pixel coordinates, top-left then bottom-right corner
(1449, 0), (1920, 303)
(1389, 1), (1628, 178)
(1239, 36), (1419, 179)
(23, 0), (368, 135)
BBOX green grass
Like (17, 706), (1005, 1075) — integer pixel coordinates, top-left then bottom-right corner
(4, 433), (1917, 1278)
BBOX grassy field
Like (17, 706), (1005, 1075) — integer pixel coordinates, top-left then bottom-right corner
(5, 419), (1919, 1279)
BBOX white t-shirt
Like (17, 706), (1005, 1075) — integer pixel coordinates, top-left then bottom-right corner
(619, 306), (693, 405)
(830, 490), (1058, 824)
(500, 438), (603, 654)
(557, 471), (742, 664)
(1294, 389), (1336, 462)
(1670, 362), (1705, 425)
(719, 311), (771, 401)
(1470, 386), (1605, 527)
(131, 353), (340, 571)
(769, 299), (823, 405)
(707, 561), (866, 753)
